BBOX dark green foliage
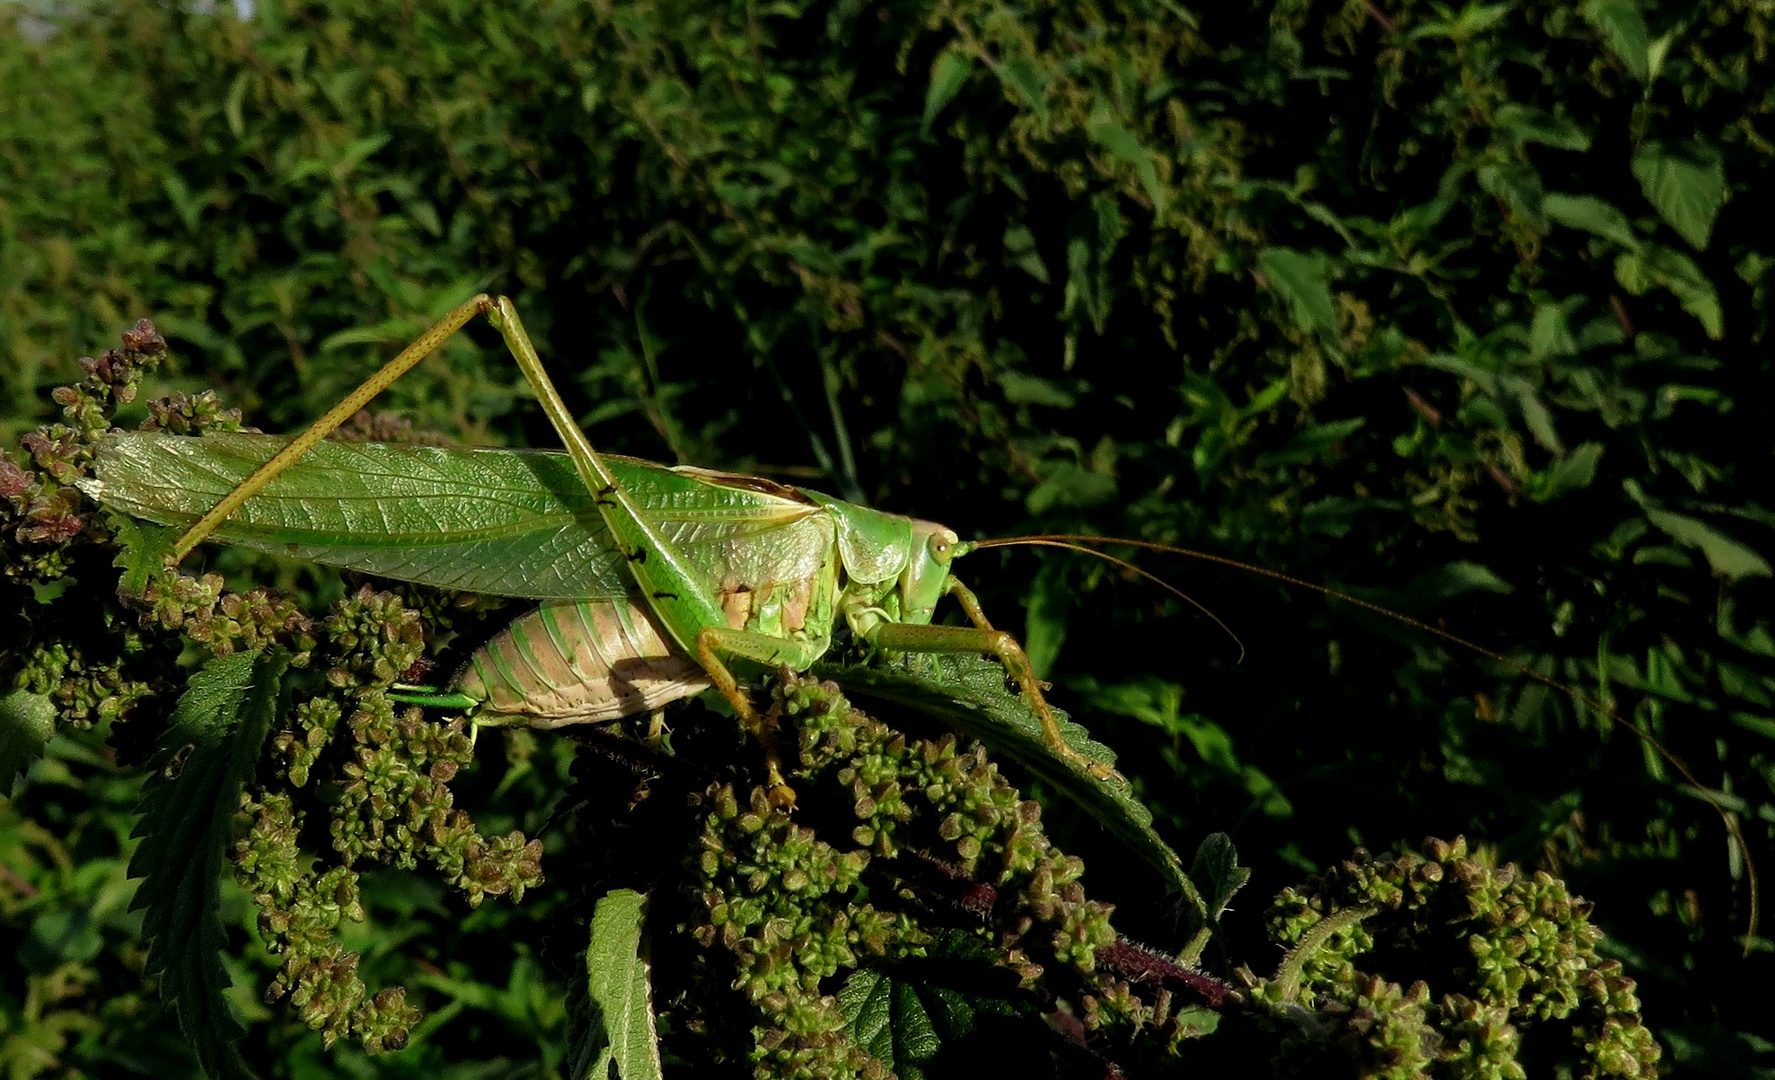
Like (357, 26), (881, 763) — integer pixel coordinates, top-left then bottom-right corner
(3, 0), (1774, 1074)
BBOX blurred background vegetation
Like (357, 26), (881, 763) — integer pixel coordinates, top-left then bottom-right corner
(2, 0), (1772, 1075)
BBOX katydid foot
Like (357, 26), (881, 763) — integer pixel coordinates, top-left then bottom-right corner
(692, 629), (799, 809)
(872, 579), (1126, 786)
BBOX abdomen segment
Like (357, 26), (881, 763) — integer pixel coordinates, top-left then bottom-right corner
(459, 598), (710, 726)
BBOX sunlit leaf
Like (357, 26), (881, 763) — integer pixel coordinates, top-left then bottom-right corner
(568, 889), (661, 1080)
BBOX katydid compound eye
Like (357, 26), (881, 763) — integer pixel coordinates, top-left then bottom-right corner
(928, 528), (959, 561)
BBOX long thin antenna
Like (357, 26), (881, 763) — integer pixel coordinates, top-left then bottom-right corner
(973, 537), (1245, 662)
(973, 532), (1759, 950)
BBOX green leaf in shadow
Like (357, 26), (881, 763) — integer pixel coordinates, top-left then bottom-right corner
(129, 649), (287, 1080)
(0, 688), (56, 795)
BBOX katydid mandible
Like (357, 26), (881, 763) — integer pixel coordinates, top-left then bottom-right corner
(91, 294), (1115, 802)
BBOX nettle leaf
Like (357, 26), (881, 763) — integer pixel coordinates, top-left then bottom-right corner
(1495, 104), (1591, 152)
(998, 370), (1073, 408)
(1631, 141), (1727, 251)
(842, 969), (940, 1076)
(1177, 833), (1249, 965)
(102, 511), (178, 598)
(1253, 417), (1365, 469)
(1477, 160), (1548, 232)
(1583, 0), (1651, 81)
(1513, 380), (1564, 454)
(1529, 301), (1580, 361)
(922, 48), (972, 136)
(1025, 460), (1117, 515)
(820, 654), (1188, 895)
(567, 889), (661, 1080)
(1088, 105), (1165, 210)
(1409, 561), (1516, 603)
(1544, 192), (1640, 249)
(995, 54), (1050, 126)
(1001, 225), (1051, 284)
(1614, 244), (1724, 339)
(1063, 194), (1126, 335)
(839, 949), (1032, 1080)
(0, 688), (56, 794)
(1256, 247), (1337, 338)
(1646, 510), (1772, 581)
(1021, 561), (1070, 681)
(129, 649), (287, 1080)
(166, 652), (260, 748)
(1529, 442), (1604, 502)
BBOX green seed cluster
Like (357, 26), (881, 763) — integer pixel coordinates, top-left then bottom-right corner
(688, 673), (1118, 1080)
(1077, 973), (1215, 1061)
(0, 333), (546, 1056)
(0, 319), (166, 579)
(11, 639), (153, 728)
(234, 791), (419, 1051)
(141, 389), (247, 436)
(226, 585), (543, 1053)
(322, 585), (426, 688)
(692, 782), (893, 1080)
(792, 675), (1115, 979)
(1, 321), (192, 742)
(1256, 836), (1660, 1079)
(331, 410), (450, 446)
(137, 567), (317, 664)
(274, 697), (342, 789)
(330, 693), (542, 905)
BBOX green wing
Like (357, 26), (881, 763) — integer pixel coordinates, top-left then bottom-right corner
(86, 431), (833, 601)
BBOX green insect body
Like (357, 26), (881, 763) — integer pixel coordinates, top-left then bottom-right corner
(83, 295), (1106, 798)
(87, 429), (961, 723)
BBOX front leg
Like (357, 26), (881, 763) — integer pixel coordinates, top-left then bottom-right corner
(694, 627), (830, 808)
(868, 577), (1121, 783)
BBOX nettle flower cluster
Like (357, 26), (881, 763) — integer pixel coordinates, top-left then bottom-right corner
(684, 673), (1227, 1080)
(1249, 836), (1660, 1079)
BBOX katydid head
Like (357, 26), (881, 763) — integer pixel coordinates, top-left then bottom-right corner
(898, 520), (962, 625)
